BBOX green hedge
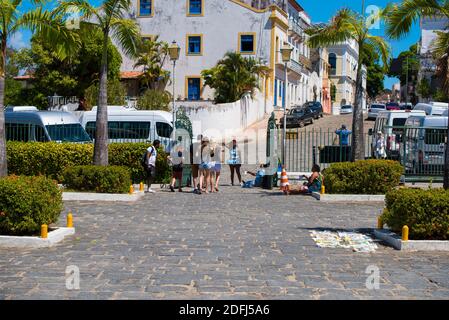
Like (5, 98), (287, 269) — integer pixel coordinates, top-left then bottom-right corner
(63, 165), (131, 194)
(382, 188), (449, 240)
(0, 175), (63, 236)
(323, 160), (403, 194)
(6, 142), (171, 184)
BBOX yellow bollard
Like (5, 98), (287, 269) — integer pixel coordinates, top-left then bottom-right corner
(139, 182), (144, 192)
(402, 225), (409, 241)
(320, 185), (325, 195)
(377, 216), (383, 229)
(129, 185), (134, 194)
(41, 224), (48, 238)
(67, 212), (73, 228)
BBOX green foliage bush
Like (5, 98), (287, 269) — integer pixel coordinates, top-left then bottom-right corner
(323, 160), (403, 194)
(0, 175), (63, 236)
(6, 142), (171, 184)
(382, 188), (449, 240)
(63, 166), (131, 193)
(136, 89), (171, 111)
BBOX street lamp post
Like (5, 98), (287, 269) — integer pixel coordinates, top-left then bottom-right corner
(168, 40), (181, 142)
(280, 42), (293, 167)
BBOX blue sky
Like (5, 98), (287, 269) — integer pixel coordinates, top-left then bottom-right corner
(11, 0), (420, 89)
(299, 0), (421, 89)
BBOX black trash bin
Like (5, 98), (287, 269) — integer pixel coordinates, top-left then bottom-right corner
(262, 175), (273, 190)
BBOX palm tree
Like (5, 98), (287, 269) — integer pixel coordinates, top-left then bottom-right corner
(202, 52), (270, 103)
(306, 8), (390, 161)
(384, 0), (449, 189)
(57, 0), (140, 166)
(134, 36), (170, 91)
(0, 1), (79, 177)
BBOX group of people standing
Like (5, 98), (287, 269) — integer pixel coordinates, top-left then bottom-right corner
(155, 135), (244, 194)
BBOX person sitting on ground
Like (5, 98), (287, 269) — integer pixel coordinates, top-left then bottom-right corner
(242, 163), (267, 188)
(291, 164), (323, 194)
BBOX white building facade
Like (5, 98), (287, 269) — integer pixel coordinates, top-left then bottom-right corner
(119, 0), (313, 109)
(418, 16), (449, 100)
(327, 39), (366, 110)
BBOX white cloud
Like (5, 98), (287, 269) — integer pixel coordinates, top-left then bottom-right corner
(9, 32), (29, 49)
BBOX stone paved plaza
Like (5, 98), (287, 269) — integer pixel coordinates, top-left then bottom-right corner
(1, 179), (449, 300)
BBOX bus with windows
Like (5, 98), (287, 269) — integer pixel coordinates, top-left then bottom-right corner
(5, 106), (91, 143)
(79, 106), (174, 149)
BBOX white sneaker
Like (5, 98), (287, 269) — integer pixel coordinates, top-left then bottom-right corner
(146, 189), (155, 193)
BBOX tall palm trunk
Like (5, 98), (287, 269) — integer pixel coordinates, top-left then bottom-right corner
(93, 30), (109, 166)
(444, 117), (449, 189)
(0, 42), (7, 177)
(443, 53), (449, 189)
(351, 54), (365, 161)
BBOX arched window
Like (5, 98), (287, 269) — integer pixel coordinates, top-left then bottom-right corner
(328, 53), (337, 76)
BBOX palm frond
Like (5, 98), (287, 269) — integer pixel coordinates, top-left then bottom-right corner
(306, 8), (360, 48)
(364, 35), (391, 69)
(110, 17), (139, 57)
(384, 0), (444, 40)
(17, 6), (81, 60)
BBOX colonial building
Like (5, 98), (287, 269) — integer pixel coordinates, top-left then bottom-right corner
(418, 16), (449, 101)
(310, 47), (331, 113)
(327, 39), (367, 110)
(120, 0), (313, 109)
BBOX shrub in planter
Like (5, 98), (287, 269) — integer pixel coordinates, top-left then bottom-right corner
(382, 188), (449, 240)
(62, 165), (131, 194)
(323, 160), (403, 194)
(0, 175), (63, 236)
(6, 142), (170, 183)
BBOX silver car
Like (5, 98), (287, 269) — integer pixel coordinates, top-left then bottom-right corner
(367, 104), (386, 120)
(340, 105), (353, 114)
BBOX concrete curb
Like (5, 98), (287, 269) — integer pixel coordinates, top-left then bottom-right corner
(320, 194), (385, 203)
(0, 227), (75, 249)
(374, 229), (449, 251)
(63, 191), (145, 202)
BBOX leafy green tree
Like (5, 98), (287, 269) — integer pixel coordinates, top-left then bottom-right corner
(306, 8), (390, 161)
(0, 0), (78, 177)
(417, 78), (432, 100)
(136, 89), (171, 111)
(384, 0), (449, 188)
(84, 78), (126, 109)
(202, 52), (269, 104)
(6, 27), (122, 108)
(58, 0), (140, 166)
(361, 44), (385, 100)
(134, 36), (170, 92)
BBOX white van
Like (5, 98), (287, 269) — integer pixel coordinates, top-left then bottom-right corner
(402, 116), (448, 174)
(370, 110), (425, 159)
(5, 106), (91, 143)
(79, 106), (173, 149)
(413, 102), (448, 116)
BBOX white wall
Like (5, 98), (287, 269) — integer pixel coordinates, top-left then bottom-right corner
(176, 92), (273, 140)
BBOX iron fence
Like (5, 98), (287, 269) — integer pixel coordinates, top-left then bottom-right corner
(276, 125), (448, 182)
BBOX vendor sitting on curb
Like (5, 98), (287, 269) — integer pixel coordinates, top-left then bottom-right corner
(290, 164), (323, 194)
(242, 163), (267, 188)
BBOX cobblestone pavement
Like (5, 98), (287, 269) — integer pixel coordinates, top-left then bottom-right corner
(1, 175), (449, 300)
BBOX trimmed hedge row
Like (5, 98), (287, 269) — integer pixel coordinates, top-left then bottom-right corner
(63, 166), (131, 194)
(0, 175), (63, 236)
(382, 188), (449, 240)
(323, 160), (404, 194)
(6, 142), (171, 183)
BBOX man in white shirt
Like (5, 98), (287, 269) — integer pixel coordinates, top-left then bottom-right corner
(145, 140), (160, 193)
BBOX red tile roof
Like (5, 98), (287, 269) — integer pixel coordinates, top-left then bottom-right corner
(120, 71), (143, 79)
(14, 75), (34, 80)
